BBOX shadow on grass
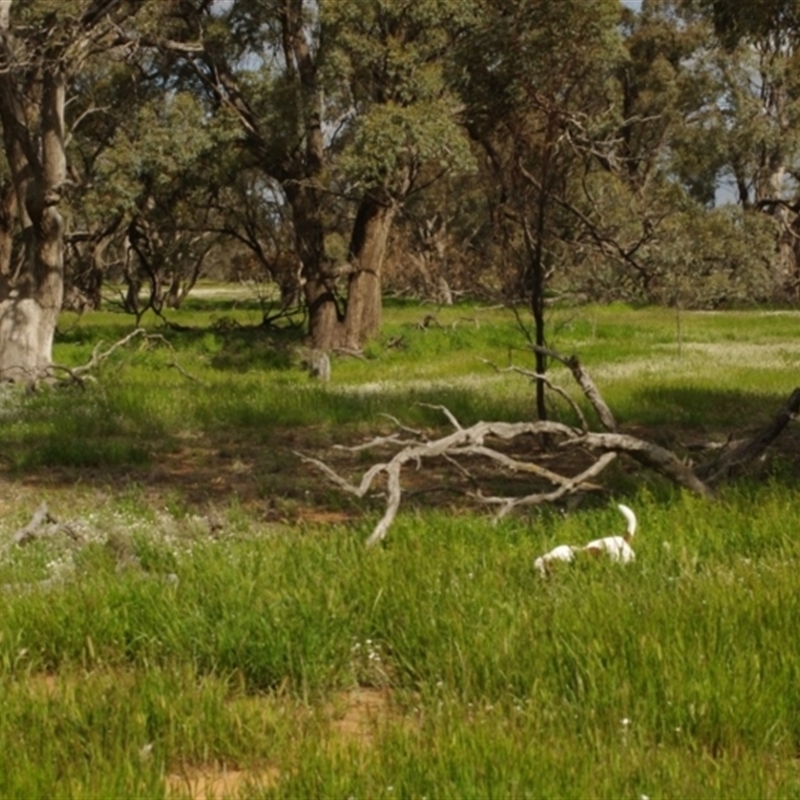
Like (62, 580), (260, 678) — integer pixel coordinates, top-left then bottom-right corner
(57, 302), (307, 375)
(2, 371), (797, 521)
(206, 327), (302, 372)
(625, 385), (797, 432)
(0, 377), (539, 515)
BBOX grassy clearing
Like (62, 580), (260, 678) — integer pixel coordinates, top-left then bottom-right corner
(0, 296), (798, 797)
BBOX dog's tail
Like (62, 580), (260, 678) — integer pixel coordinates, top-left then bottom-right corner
(617, 504), (637, 541)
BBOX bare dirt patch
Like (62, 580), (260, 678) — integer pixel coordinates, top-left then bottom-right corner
(164, 687), (407, 798)
(166, 765), (279, 800)
(2, 408), (798, 540)
(0, 426), (356, 522)
(329, 686), (396, 747)
(25, 672), (60, 697)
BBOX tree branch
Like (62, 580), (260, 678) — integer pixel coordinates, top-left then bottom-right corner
(575, 431), (713, 498)
(697, 387), (800, 483)
(480, 358), (589, 430)
(476, 451), (618, 520)
(532, 346), (617, 431)
(48, 328), (203, 386)
(14, 502), (79, 545)
(298, 410), (617, 546)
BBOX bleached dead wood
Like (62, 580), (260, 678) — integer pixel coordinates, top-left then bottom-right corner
(13, 503), (80, 545)
(296, 417), (583, 546)
(298, 346), (798, 545)
(297, 406), (713, 545)
(575, 431), (713, 498)
(48, 328), (149, 385)
(48, 328), (203, 386)
(533, 345), (617, 431)
(480, 359), (589, 431)
(3, 507), (179, 594)
(475, 451), (619, 520)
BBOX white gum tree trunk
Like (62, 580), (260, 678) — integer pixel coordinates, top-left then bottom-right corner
(0, 3), (66, 380)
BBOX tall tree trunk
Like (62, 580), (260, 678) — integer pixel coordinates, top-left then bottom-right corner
(286, 181), (344, 350)
(0, 179), (16, 295)
(523, 217), (548, 422)
(294, 187), (397, 352)
(0, 58), (66, 380)
(520, 136), (554, 422)
(0, 0), (142, 378)
(344, 194), (396, 351)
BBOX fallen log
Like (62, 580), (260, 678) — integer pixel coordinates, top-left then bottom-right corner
(14, 503), (80, 545)
(298, 350), (797, 545)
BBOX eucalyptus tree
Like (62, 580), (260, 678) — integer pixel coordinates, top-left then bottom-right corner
(58, 53), (138, 311)
(559, 0), (785, 309)
(87, 90), (233, 319)
(207, 164), (300, 315)
(686, 0), (800, 297)
(556, 0), (717, 303)
(458, 0), (624, 418)
(0, 0), (146, 380)
(154, 0), (473, 350)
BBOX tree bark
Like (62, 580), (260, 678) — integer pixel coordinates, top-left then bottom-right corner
(0, 53), (66, 380)
(0, 179), (16, 287)
(285, 181), (344, 350)
(344, 194), (397, 350)
(164, 1), (409, 352)
(291, 186), (397, 352)
(0, 0), (141, 378)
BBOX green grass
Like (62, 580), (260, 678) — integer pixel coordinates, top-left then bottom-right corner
(0, 296), (798, 796)
(2, 488), (800, 797)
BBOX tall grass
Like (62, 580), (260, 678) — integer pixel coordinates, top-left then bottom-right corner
(1, 486), (800, 796)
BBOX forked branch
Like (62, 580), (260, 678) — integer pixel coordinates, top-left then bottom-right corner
(296, 417), (584, 546)
(298, 405), (712, 545)
(532, 345), (617, 431)
(48, 328), (203, 385)
(697, 387), (800, 483)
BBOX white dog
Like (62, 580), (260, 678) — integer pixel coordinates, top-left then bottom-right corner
(534, 504), (637, 577)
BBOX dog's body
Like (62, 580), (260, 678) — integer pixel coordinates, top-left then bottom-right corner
(582, 535), (635, 562)
(535, 504), (637, 576)
(583, 504), (637, 564)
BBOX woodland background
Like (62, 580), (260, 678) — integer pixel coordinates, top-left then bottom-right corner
(1, 0), (800, 378)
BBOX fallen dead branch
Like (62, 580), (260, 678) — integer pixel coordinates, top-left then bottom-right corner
(48, 328), (203, 386)
(298, 405), (712, 546)
(46, 328), (149, 386)
(14, 502), (80, 546)
(297, 416), (590, 546)
(298, 345), (799, 546)
(697, 387), (800, 484)
(480, 359), (589, 430)
(475, 451), (619, 520)
(532, 345), (617, 432)
(2, 505), (179, 594)
(574, 431), (712, 498)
